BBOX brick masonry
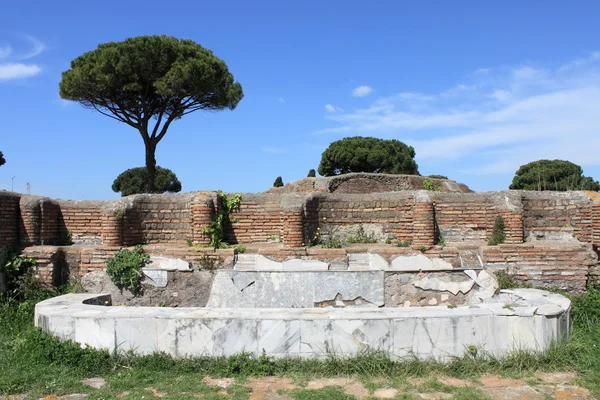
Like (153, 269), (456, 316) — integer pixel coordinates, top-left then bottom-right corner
(482, 243), (597, 292)
(3, 188), (600, 292)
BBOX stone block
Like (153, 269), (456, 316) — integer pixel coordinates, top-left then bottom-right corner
(390, 254), (453, 271)
(148, 256), (190, 271)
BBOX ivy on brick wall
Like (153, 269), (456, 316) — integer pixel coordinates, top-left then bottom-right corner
(202, 191), (242, 249)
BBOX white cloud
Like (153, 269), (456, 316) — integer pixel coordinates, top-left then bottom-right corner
(262, 146), (287, 154)
(0, 35), (46, 82)
(19, 35), (46, 60)
(0, 63), (41, 81)
(352, 85), (373, 97)
(317, 52), (600, 175)
(278, 97), (285, 103)
(0, 46), (11, 58)
(325, 104), (343, 113)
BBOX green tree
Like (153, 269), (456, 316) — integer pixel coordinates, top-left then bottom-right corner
(428, 174), (448, 180)
(307, 169), (316, 177)
(273, 176), (284, 187)
(112, 166), (182, 196)
(59, 35), (243, 192)
(509, 160), (600, 191)
(0, 151), (5, 167)
(317, 136), (419, 176)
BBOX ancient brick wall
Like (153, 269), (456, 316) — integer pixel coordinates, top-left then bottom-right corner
(482, 243), (596, 292)
(57, 201), (104, 244)
(0, 192), (20, 247)
(522, 192), (592, 243)
(304, 193), (415, 244)
(125, 195), (193, 245)
(434, 200), (491, 243)
(225, 194), (283, 244)
(433, 193), (524, 245)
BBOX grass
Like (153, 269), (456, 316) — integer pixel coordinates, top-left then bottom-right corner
(1, 285), (599, 399)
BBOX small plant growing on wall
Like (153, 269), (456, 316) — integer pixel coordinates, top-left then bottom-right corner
(347, 226), (377, 244)
(198, 254), (220, 271)
(106, 245), (150, 292)
(487, 216), (506, 245)
(423, 180), (435, 191)
(202, 191), (242, 249)
(494, 270), (531, 290)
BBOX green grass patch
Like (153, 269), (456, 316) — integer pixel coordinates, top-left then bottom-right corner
(1, 285), (599, 398)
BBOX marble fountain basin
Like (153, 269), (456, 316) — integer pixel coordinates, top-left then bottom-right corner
(35, 284), (570, 361)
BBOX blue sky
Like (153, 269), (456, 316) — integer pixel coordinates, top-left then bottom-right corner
(1, 1), (600, 199)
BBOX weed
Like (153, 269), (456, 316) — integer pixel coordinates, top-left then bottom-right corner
(105, 245), (150, 292)
(202, 191), (242, 249)
(419, 245), (428, 253)
(55, 231), (73, 245)
(115, 208), (126, 221)
(198, 254), (220, 271)
(234, 245), (247, 254)
(397, 240), (411, 248)
(423, 180), (435, 191)
(487, 216), (506, 245)
(346, 226), (377, 244)
(495, 270), (532, 290)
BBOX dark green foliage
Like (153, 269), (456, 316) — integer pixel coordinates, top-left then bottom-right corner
(112, 166), (182, 196)
(307, 169), (316, 177)
(273, 176), (284, 187)
(487, 216), (505, 245)
(509, 159), (600, 191)
(0, 151), (5, 167)
(317, 136), (419, 176)
(105, 245), (150, 292)
(0, 252), (41, 300)
(428, 174), (448, 180)
(59, 35), (243, 192)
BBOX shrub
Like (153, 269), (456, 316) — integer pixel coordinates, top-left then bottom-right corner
(487, 216), (506, 245)
(428, 174), (448, 180)
(494, 270), (531, 290)
(423, 180), (435, 191)
(106, 245), (150, 292)
(397, 240), (411, 247)
(307, 169), (316, 178)
(1, 252), (41, 300)
(273, 176), (284, 187)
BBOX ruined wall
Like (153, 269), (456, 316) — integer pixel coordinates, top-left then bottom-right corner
(0, 192), (20, 247)
(124, 195), (193, 245)
(0, 189), (599, 253)
(304, 193), (415, 244)
(225, 194), (283, 244)
(268, 173), (472, 194)
(482, 243), (596, 292)
(522, 192), (593, 243)
(433, 192), (524, 244)
(57, 201), (104, 244)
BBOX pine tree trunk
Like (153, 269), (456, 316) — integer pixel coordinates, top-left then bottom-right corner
(145, 141), (157, 193)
